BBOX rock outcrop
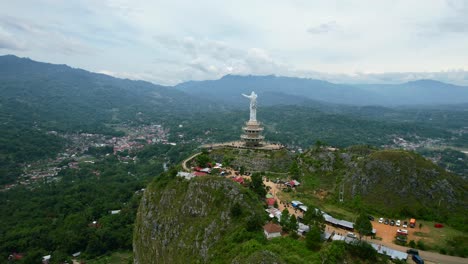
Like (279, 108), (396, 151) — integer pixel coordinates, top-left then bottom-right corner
(301, 147), (467, 219)
(133, 176), (265, 264)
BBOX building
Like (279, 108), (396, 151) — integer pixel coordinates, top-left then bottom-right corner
(263, 222), (282, 239)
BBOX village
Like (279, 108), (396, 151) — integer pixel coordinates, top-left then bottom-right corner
(1, 123), (174, 191)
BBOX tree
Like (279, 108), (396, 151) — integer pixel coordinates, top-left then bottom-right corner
(319, 241), (345, 264)
(196, 154), (210, 167)
(305, 226), (322, 250)
(289, 160), (300, 180)
(355, 213), (373, 240)
(289, 214), (298, 232)
(303, 207), (325, 232)
(250, 173), (266, 198)
(280, 209), (291, 232)
(230, 202), (242, 218)
(239, 166), (245, 175)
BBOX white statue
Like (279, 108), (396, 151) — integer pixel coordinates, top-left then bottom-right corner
(242, 91), (258, 121)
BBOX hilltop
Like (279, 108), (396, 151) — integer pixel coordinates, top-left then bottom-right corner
(298, 146), (468, 230)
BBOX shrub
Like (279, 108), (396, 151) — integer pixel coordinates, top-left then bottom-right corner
(230, 203), (242, 218)
(416, 240), (426, 250)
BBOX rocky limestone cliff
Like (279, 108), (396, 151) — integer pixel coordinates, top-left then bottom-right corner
(301, 146), (468, 219)
(133, 176), (266, 264)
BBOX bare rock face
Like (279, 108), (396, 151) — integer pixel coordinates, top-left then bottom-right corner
(133, 177), (264, 264)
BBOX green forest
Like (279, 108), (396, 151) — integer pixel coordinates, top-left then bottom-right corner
(0, 143), (196, 263)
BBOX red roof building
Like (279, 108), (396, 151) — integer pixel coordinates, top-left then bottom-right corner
(233, 176), (244, 184)
(263, 222), (282, 239)
(266, 198), (276, 207)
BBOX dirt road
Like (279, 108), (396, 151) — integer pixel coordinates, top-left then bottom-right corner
(181, 152), (201, 171)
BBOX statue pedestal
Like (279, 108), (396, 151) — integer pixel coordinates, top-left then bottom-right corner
(241, 121), (264, 147)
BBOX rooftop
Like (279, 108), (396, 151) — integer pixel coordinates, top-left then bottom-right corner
(263, 222), (282, 234)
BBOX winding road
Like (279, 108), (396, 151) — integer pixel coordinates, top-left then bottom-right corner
(181, 152), (201, 171)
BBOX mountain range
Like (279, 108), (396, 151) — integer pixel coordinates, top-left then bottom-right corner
(176, 74), (468, 106)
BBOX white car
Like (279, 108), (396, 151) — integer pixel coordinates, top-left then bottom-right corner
(402, 221), (408, 228)
(378, 217), (384, 223)
(397, 229), (408, 235)
(396, 220), (401, 227)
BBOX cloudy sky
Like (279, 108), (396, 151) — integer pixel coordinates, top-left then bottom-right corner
(1, 0), (468, 85)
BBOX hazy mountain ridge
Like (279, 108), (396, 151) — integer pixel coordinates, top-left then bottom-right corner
(176, 74), (468, 106)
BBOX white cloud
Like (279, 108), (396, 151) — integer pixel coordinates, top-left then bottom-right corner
(0, 0), (467, 85)
(307, 21), (340, 34)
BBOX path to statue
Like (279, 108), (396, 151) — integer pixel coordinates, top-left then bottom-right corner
(182, 152), (201, 172)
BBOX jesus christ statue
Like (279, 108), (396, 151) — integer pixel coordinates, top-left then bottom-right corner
(242, 91), (258, 122)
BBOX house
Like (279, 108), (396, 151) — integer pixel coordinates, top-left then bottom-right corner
(263, 222), (282, 239)
(177, 171), (196, 180)
(266, 198), (276, 207)
(323, 212), (354, 231)
(200, 168), (211, 173)
(298, 205), (308, 212)
(233, 176), (244, 184)
(291, 200), (303, 207)
(297, 223), (310, 235)
(42, 255), (51, 264)
(8, 253), (23, 261)
(265, 207), (282, 221)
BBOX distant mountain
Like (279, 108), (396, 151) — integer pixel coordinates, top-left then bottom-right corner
(358, 79), (468, 105)
(176, 75), (468, 106)
(0, 55), (207, 132)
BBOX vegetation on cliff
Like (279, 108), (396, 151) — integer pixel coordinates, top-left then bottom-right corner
(297, 146), (467, 231)
(133, 175), (267, 263)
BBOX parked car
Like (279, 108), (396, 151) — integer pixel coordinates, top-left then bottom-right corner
(384, 219), (389, 225)
(406, 248), (419, 255)
(412, 254), (424, 264)
(347, 232), (357, 239)
(368, 215), (374, 221)
(396, 220), (401, 226)
(390, 220), (395, 226)
(378, 217), (384, 223)
(403, 221), (408, 228)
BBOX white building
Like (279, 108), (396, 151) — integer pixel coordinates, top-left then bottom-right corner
(263, 222), (282, 239)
